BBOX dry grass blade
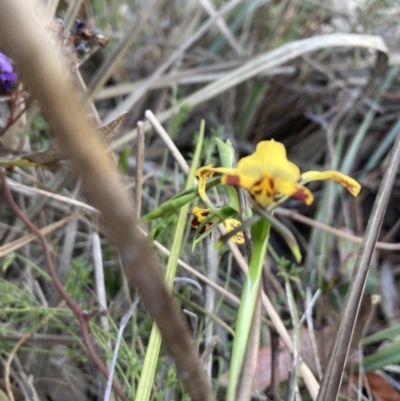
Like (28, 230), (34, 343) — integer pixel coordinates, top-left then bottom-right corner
(277, 208), (400, 251)
(112, 33), (388, 149)
(96, 65), (295, 100)
(104, 0), (242, 125)
(198, 0), (243, 55)
(86, 0), (163, 101)
(0, 2), (215, 401)
(316, 134), (400, 400)
(6, 178), (99, 212)
(0, 213), (79, 258)
(64, 0), (85, 33)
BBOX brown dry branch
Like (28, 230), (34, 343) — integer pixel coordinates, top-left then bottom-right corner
(0, 2), (215, 401)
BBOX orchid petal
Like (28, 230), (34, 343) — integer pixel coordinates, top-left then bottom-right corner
(224, 219), (245, 244)
(237, 140), (300, 182)
(274, 178), (314, 205)
(195, 165), (237, 201)
(301, 170), (361, 196)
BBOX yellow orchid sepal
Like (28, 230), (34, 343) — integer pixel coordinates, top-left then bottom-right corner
(195, 165), (237, 203)
(300, 170), (361, 197)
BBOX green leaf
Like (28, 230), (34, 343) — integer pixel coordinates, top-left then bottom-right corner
(362, 324), (400, 345)
(361, 341), (400, 372)
(2, 252), (15, 272)
(227, 217), (271, 401)
(0, 158), (39, 167)
(118, 144), (131, 174)
(256, 206), (302, 263)
(141, 177), (220, 222)
(215, 138), (241, 212)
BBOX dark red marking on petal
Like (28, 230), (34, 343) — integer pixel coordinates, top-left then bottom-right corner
(191, 217), (200, 228)
(223, 174), (240, 186)
(291, 188), (309, 203)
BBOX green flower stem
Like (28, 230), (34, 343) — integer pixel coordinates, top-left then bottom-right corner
(135, 121), (205, 401)
(227, 217), (271, 401)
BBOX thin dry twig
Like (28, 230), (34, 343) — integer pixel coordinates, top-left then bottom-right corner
(6, 178), (99, 212)
(198, 0), (243, 56)
(145, 109), (189, 174)
(277, 208), (400, 251)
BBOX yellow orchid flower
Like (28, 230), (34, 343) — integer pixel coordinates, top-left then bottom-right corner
(190, 207), (244, 244)
(195, 139), (361, 208)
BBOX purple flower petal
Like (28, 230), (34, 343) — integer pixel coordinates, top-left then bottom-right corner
(0, 52), (14, 74)
(75, 19), (86, 31)
(0, 72), (18, 82)
(0, 70), (18, 89)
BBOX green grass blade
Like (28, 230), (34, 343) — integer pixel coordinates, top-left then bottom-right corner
(215, 138), (241, 212)
(0, 158), (39, 167)
(141, 177), (220, 222)
(341, 66), (399, 175)
(227, 217), (271, 401)
(360, 116), (400, 180)
(135, 121), (205, 401)
(361, 341), (400, 372)
(362, 323), (400, 345)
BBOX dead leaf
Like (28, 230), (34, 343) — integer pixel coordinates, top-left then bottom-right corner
(19, 112), (127, 166)
(362, 372), (400, 401)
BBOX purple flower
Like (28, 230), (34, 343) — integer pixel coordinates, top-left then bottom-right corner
(75, 19), (86, 32)
(0, 52), (18, 89)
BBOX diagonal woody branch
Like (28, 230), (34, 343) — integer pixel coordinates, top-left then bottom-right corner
(0, 2), (215, 401)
